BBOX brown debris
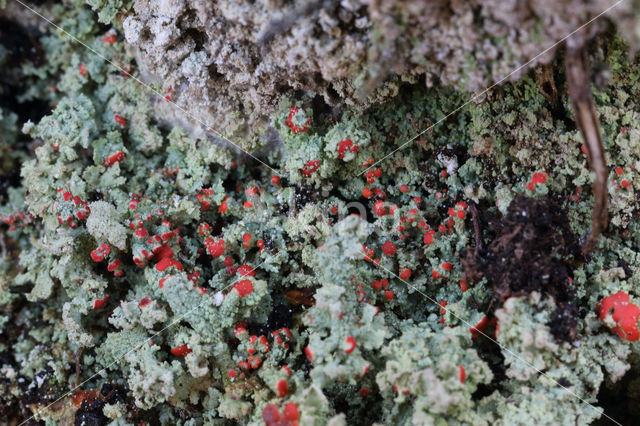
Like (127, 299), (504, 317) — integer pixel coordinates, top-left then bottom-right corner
(565, 44), (608, 255)
(534, 63), (560, 113)
(468, 201), (484, 253)
(285, 288), (316, 307)
(462, 196), (583, 341)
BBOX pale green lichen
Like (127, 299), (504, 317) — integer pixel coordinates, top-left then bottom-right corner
(2, 0), (640, 424)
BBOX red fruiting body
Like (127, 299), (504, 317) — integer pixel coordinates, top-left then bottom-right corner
(460, 280), (468, 292)
(621, 179), (630, 189)
(285, 106), (312, 133)
(527, 171), (548, 190)
(155, 244), (174, 261)
(304, 346), (313, 361)
(238, 264), (256, 277)
(114, 114), (126, 127)
(362, 187), (372, 198)
(598, 291), (640, 341)
(373, 200), (386, 216)
(93, 295), (109, 310)
(90, 243), (111, 262)
(616, 167), (624, 176)
(441, 262), (452, 271)
(373, 188), (386, 199)
(424, 233), (434, 245)
(399, 268), (411, 280)
(101, 34), (116, 43)
(263, 404), (281, 425)
(104, 151), (125, 167)
(234, 322), (248, 337)
(244, 200), (253, 208)
(458, 365), (466, 383)
(170, 345), (192, 357)
(336, 139), (353, 159)
(344, 336), (356, 354)
(196, 188), (215, 210)
(263, 403), (299, 426)
(107, 259), (121, 272)
(384, 291), (394, 300)
(134, 228), (149, 238)
(382, 241), (396, 256)
(283, 403), (299, 422)
(79, 63), (87, 77)
(139, 297), (151, 307)
(271, 176), (280, 184)
(301, 160), (320, 177)
(470, 316), (490, 340)
(156, 258), (183, 272)
(232, 280), (254, 297)
(198, 223), (211, 236)
(276, 379), (289, 397)
(205, 238), (225, 258)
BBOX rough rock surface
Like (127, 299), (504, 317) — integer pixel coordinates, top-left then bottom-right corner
(122, 0), (639, 147)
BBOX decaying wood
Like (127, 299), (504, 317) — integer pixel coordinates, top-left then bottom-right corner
(565, 45), (608, 255)
(534, 63), (560, 113)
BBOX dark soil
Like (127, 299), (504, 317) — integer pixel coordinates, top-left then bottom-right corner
(74, 397), (107, 426)
(462, 196), (583, 342)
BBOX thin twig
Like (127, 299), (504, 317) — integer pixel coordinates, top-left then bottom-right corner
(75, 348), (84, 387)
(565, 45), (608, 255)
(469, 201), (484, 253)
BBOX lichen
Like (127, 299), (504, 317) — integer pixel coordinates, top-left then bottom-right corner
(1, 0), (640, 424)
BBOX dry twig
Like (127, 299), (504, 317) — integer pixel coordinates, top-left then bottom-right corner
(565, 45), (608, 255)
